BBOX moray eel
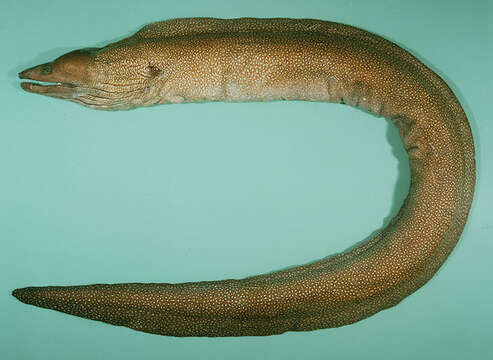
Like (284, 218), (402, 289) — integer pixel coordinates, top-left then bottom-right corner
(14, 18), (475, 337)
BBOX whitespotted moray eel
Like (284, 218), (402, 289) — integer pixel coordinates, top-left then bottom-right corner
(14, 18), (475, 337)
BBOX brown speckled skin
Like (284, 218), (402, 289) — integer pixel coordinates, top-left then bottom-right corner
(14, 18), (475, 337)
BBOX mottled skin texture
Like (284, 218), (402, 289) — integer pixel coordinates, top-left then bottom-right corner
(14, 18), (475, 337)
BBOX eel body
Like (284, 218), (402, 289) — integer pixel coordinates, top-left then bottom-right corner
(14, 18), (475, 337)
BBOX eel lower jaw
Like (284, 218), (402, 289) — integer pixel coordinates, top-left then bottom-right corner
(19, 67), (87, 99)
(21, 82), (76, 97)
(19, 81), (82, 99)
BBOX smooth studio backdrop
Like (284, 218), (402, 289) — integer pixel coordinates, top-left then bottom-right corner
(1, 0), (491, 359)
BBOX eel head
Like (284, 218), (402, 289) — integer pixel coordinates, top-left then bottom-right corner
(18, 47), (155, 110)
(19, 49), (98, 100)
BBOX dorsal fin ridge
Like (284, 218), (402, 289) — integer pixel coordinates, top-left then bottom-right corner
(104, 17), (356, 49)
(133, 17), (337, 39)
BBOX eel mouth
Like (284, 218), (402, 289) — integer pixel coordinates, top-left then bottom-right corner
(18, 66), (84, 99)
(19, 80), (79, 98)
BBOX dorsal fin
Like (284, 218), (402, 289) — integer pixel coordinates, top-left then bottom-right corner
(103, 17), (358, 49)
(102, 18), (408, 70)
(132, 17), (345, 39)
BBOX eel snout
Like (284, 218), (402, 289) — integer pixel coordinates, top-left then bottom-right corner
(18, 48), (98, 99)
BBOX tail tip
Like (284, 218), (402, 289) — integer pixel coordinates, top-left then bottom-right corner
(12, 287), (32, 304)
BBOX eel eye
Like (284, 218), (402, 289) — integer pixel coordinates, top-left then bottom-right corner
(41, 65), (52, 75)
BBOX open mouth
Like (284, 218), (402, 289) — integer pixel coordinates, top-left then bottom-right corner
(18, 66), (81, 98)
(20, 81), (78, 96)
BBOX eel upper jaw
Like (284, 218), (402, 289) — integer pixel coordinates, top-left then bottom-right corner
(18, 65), (87, 99)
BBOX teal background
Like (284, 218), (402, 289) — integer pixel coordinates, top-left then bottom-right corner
(1, 0), (491, 359)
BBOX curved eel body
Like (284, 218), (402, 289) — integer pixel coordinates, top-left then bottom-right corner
(14, 18), (475, 337)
